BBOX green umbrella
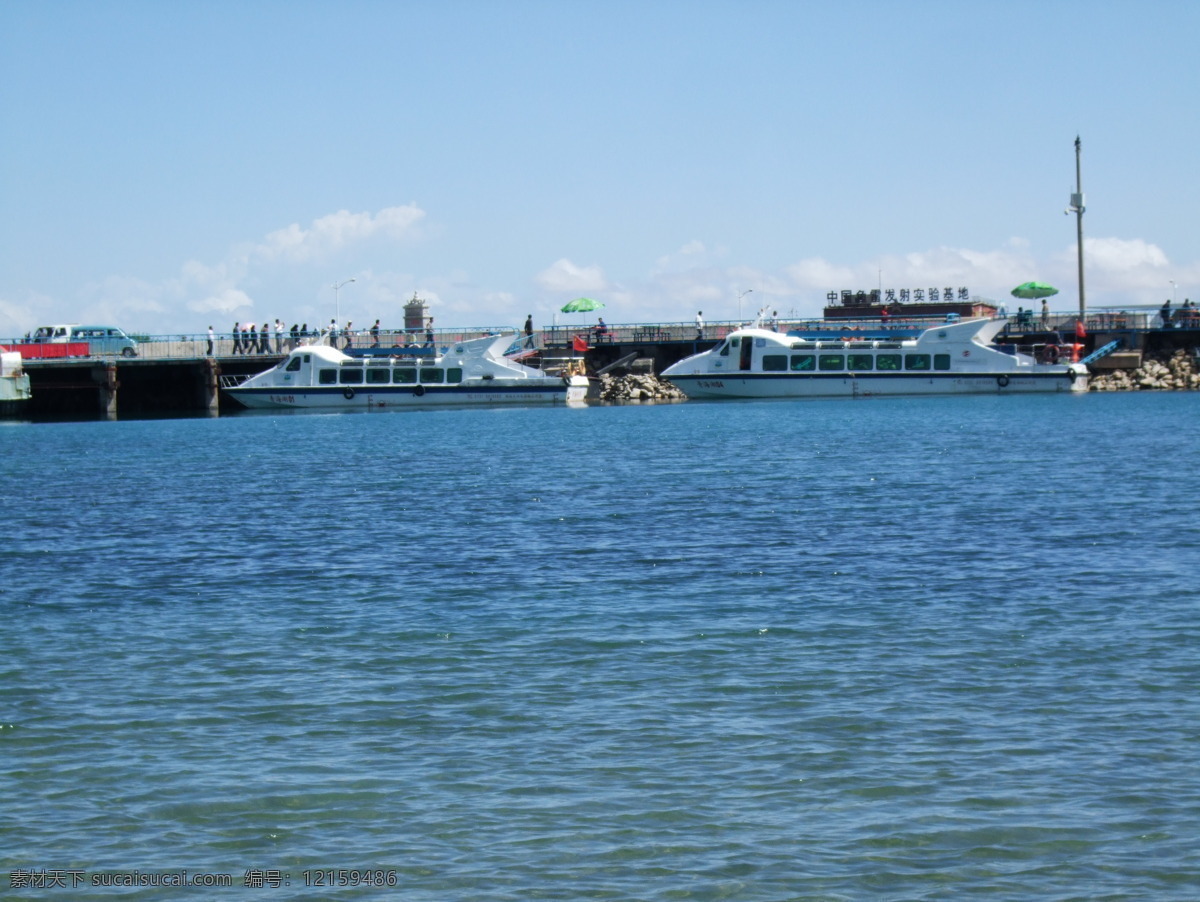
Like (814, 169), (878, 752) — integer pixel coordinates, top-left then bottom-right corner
(561, 297), (605, 313)
(1011, 281), (1059, 300)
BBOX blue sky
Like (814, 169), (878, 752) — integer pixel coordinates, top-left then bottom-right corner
(2, 0), (1198, 337)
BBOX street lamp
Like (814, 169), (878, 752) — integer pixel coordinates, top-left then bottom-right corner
(333, 278), (356, 326)
(1067, 136), (1086, 319)
(737, 288), (753, 323)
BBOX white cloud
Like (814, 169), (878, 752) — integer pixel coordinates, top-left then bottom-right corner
(784, 257), (860, 290)
(652, 240), (721, 275)
(187, 288), (255, 317)
(6, 222), (1200, 338)
(535, 258), (608, 294)
(253, 204), (426, 264)
(1083, 237), (1169, 272)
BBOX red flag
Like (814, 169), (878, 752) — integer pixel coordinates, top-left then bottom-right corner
(572, 335), (589, 353)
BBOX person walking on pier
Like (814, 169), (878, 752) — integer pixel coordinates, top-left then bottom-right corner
(524, 314), (534, 336)
(274, 319), (284, 353)
(370, 319), (381, 347)
(243, 322), (256, 353)
(1040, 300), (1050, 329)
(696, 310), (704, 340)
(207, 326), (214, 356)
(344, 322), (354, 350)
(231, 322), (242, 355)
(1161, 299), (1173, 329)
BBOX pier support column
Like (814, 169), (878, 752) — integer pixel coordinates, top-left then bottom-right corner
(92, 364), (119, 417)
(199, 359), (221, 414)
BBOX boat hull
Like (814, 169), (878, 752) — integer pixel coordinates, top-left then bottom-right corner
(666, 370), (1086, 399)
(1, 355), (32, 416)
(226, 379), (587, 409)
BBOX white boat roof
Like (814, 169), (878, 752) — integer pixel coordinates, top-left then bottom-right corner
(729, 317), (1008, 347)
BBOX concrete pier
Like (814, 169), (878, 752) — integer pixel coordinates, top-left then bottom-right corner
(22, 355), (280, 417)
(10, 323), (1198, 417)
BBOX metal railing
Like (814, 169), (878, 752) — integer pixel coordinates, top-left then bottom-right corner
(3, 310), (1176, 364)
(5, 327), (518, 363)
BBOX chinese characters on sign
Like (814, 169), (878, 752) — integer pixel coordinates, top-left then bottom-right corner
(827, 288), (971, 305)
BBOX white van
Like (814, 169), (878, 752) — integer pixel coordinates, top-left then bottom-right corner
(31, 324), (138, 357)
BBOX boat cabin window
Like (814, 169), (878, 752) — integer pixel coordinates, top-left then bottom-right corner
(392, 367), (417, 384)
(339, 369), (364, 385)
(876, 353), (901, 370)
(419, 367), (444, 384)
(847, 354), (873, 371)
(934, 354), (951, 371)
(366, 368), (390, 385)
(447, 368), (463, 383)
(818, 354), (845, 371)
(718, 341), (730, 356)
(790, 354), (815, 371)
(318, 369), (337, 385)
(905, 354), (931, 371)
(285, 357), (302, 372)
(762, 354), (787, 372)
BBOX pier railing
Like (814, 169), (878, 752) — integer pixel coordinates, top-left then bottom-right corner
(3, 311), (1166, 364)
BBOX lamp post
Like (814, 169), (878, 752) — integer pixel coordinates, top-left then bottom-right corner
(1067, 136), (1086, 320)
(333, 278), (355, 326)
(737, 288), (753, 323)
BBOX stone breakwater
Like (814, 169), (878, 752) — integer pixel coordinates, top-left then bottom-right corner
(596, 373), (688, 402)
(1090, 348), (1200, 391)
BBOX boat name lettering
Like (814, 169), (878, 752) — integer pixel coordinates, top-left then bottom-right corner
(696, 380), (725, 389)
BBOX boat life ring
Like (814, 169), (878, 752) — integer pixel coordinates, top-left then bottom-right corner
(1043, 344), (1060, 364)
(343, 388), (355, 399)
(997, 375), (1009, 388)
(413, 384), (425, 397)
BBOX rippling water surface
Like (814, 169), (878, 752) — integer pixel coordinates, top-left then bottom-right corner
(3, 393), (1198, 899)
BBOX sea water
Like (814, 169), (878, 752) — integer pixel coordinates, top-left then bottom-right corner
(2, 393), (1198, 900)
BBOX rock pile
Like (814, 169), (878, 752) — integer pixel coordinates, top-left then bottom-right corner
(1090, 348), (1200, 391)
(595, 372), (688, 402)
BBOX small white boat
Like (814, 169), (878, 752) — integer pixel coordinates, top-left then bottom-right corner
(662, 317), (1089, 399)
(221, 332), (588, 410)
(0, 349), (33, 415)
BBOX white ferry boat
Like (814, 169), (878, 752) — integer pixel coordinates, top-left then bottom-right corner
(0, 349), (33, 415)
(221, 332), (588, 410)
(661, 317), (1089, 399)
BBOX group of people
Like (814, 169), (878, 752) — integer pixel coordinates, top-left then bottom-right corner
(225, 320), (312, 356)
(212, 319), (442, 356)
(1161, 299), (1196, 329)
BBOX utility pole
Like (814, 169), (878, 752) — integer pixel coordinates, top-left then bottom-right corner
(1068, 136), (1086, 320)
